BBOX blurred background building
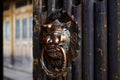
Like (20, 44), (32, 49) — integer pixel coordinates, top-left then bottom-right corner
(3, 0), (33, 80)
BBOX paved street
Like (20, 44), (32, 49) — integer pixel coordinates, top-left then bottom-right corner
(4, 66), (33, 80)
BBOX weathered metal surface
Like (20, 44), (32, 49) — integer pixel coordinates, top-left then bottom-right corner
(107, 0), (120, 80)
(55, 0), (63, 10)
(117, 0), (120, 79)
(117, 1), (120, 79)
(63, 0), (72, 15)
(33, 0), (45, 80)
(33, 0), (120, 80)
(47, 0), (55, 15)
(94, 1), (107, 80)
(81, 0), (94, 80)
(71, 0), (82, 80)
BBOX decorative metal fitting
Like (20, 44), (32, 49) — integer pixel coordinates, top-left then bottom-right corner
(39, 10), (79, 78)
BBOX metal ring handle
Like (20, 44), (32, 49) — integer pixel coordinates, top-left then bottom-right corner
(40, 46), (67, 78)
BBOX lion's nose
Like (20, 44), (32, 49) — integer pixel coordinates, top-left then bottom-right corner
(53, 36), (59, 44)
(45, 35), (59, 44)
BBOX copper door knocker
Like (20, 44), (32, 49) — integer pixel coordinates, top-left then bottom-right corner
(39, 10), (79, 79)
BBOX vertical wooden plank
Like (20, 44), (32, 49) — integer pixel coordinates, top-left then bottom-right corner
(55, 0), (63, 10)
(33, 0), (45, 80)
(72, 0), (82, 80)
(107, 0), (118, 80)
(82, 0), (94, 80)
(94, 1), (107, 80)
(47, 0), (55, 15)
(117, 1), (120, 79)
(42, 0), (47, 12)
(66, 64), (72, 80)
(63, 0), (72, 15)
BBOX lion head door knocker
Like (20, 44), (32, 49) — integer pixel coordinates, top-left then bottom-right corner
(39, 10), (79, 79)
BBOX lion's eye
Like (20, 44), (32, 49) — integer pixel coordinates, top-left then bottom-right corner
(60, 35), (67, 42)
(63, 28), (67, 31)
(45, 35), (52, 44)
(48, 24), (52, 28)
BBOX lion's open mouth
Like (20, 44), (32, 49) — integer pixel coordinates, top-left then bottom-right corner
(45, 45), (63, 59)
(40, 46), (67, 78)
(44, 45), (64, 68)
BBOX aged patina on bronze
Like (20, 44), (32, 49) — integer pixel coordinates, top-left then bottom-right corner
(39, 10), (79, 79)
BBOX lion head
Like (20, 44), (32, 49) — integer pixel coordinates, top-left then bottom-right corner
(39, 10), (79, 78)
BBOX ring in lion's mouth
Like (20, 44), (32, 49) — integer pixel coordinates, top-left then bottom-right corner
(40, 46), (67, 78)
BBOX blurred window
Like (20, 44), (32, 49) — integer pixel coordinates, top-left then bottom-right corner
(29, 17), (33, 38)
(22, 18), (27, 39)
(5, 21), (10, 40)
(15, 19), (20, 39)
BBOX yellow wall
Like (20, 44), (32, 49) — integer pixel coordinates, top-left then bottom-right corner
(3, 1), (33, 67)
